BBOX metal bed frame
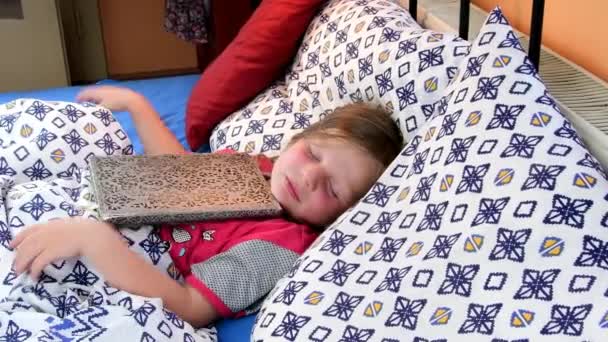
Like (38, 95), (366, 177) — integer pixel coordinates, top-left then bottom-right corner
(408, 0), (545, 69)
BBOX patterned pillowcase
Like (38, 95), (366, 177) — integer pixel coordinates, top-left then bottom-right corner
(252, 7), (608, 341)
(209, 0), (470, 156)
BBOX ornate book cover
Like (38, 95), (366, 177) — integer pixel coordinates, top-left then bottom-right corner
(89, 153), (282, 226)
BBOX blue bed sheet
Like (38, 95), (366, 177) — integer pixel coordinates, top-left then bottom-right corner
(0, 75), (197, 154)
(0, 74), (256, 341)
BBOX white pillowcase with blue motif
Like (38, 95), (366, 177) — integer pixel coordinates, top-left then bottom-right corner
(252, 7), (608, 341)
(209, 0), (470, 157)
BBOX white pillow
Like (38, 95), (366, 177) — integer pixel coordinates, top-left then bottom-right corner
(252, 7), (608, 340)
(210, 0), (470, 157)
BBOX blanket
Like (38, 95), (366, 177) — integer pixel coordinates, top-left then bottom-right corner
(0, 99), (218, 341)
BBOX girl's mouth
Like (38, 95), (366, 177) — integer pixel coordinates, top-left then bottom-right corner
(286, 177), (300, 202)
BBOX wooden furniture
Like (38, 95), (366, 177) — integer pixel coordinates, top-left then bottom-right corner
(3, 0), (257, 89)
(98, 0), (199, 79)
(98, 0), (258, 79)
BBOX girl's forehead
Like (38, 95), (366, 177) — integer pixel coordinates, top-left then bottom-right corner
(311, 136), (367, 157)
(307, 133), (350, 148)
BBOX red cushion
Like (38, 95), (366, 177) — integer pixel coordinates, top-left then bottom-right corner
(186, 0), (326, 151)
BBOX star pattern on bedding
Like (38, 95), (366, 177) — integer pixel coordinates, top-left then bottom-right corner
(210, 0), (470, 157)
(0, 99), (218, 341)
(253, 3), (608, 341)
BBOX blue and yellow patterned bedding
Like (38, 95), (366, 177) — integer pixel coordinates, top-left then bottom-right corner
(0, 75), (255, 341)
(251, 3), (608, 341)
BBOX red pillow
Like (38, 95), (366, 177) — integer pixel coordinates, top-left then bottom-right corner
(186, 0), (326, 151)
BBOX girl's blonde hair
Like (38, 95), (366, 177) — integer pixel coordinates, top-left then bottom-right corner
(289, 103), (404, 169)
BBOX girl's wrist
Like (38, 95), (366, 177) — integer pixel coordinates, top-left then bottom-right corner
(128, 94), (154, 117)
(80, 221), (120, 256)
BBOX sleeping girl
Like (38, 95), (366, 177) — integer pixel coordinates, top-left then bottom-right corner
(0, 86), (403, 332)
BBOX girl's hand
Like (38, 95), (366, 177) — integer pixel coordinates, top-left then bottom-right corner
(9, 218), (114, 281)
(76, 86), (143, 112)
(78, 85), (184, 155)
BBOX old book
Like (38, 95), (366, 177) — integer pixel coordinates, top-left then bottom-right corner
(89, 153), (282, 226)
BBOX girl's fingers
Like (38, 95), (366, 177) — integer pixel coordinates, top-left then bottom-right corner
(9, 226), (38, 249)
(75, 89), (89, 101)
(75, 88), (100, 103)
(13, 236), (43, 275)
(28, 249), (55, 281)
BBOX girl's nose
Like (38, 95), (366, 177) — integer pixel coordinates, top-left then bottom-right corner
(304, 164), (325, 191)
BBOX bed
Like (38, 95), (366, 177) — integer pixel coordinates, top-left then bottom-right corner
(2, 0), (606, 340)
(0, 74), (255, 341)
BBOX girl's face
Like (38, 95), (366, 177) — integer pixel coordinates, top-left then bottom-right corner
(271, 136), (382, 227)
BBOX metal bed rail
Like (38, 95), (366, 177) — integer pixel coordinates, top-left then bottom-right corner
(408, 0), (546, 70)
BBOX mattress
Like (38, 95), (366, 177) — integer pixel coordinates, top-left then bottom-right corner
(0, 74), (255, 341)
(0, 75), (197, 154)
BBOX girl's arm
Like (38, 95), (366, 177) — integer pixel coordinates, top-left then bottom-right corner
(77, 86), (186, 155)
(86, 226), (219, 327)
(11, 219), (218, 328)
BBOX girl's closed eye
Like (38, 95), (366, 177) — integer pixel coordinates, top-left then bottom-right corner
(307, 145), (320, 161)
(328, 181), (339, 199)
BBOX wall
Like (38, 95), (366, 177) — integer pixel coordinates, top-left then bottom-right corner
(0, 0), (69, 92)
(473, 0), (608, 82)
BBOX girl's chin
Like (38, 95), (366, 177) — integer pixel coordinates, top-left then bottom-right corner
(272, 189), (290, 210)
(270, 182), (282, 201)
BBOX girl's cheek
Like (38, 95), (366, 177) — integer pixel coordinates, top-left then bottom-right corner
(314, 193), (339, 212)
(307, 193), (325, 211)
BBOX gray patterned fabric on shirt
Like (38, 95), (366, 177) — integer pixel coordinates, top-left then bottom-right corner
(191, 239), (299, 313)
